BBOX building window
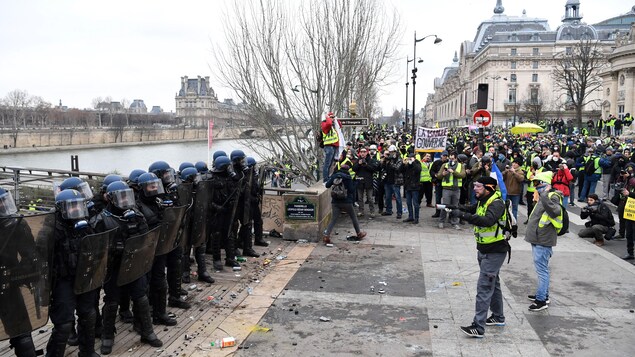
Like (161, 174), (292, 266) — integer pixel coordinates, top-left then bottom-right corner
(532, 74), (538, 82)
(618, 105), (625, 118)
(532, 60), (539, 69)
(510, 74), (517, 82)
(511, 48), (517, 56)
(511, 60), (517, 69)
(530, 88), (539, 104)
(532, 48), (539, 55)
(565, 47), (572, 55)
(508, 88), (517, 103)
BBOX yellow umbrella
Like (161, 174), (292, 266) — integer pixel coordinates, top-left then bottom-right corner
(510, 123), (544, 135)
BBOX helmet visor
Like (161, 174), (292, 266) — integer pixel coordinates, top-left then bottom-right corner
(110, 188), (136, 210)
(160, 168), (176, 185)
(142, 178), (165, 197)
(76, 181), (94, 200)
(0, 191), (18, 216)
(60, 198), (89, 220)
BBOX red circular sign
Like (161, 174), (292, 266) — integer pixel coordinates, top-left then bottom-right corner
(473, 110), (492, 126)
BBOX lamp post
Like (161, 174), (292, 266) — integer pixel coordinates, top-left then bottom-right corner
(405, 57), (422, 130)
(412, 33), (442, 138)
(486, 75), (507, 127)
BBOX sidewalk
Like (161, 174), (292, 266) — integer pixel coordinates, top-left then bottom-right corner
(230, 204), (635, 356)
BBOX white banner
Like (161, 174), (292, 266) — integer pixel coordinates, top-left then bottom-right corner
(414, 127), (447, 152)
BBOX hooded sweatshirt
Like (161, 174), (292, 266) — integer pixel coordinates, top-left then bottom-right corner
(524, 189), (562, 247)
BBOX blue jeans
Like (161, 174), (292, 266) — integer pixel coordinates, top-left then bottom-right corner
(531, 244), (553, 302)
(562, 196), (569, 207)
(508, 194), (520, 220)
(405, 190), (420, 220)
(323, 145), (336, 182)
(473, 251), (507, 333)
(579, 174), (600, 201)
(384, 183), (402, 215)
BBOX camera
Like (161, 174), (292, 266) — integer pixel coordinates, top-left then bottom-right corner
(611, 182), (625, 191)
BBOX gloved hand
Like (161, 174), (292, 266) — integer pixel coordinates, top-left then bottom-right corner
(449, 209), (464, 220)
(585, 221), (592, 228)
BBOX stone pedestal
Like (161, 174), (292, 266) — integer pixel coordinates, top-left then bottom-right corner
(281, 183), (332, 242)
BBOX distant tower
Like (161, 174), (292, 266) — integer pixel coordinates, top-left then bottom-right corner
(563, 0), (582, 23)
(494, 0), (504, 14)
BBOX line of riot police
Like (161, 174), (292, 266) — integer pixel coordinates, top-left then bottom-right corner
(0, 149), (268, 357)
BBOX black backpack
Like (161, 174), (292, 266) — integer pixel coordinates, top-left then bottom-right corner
(330, 177), (348, 200)
(584, 156), (596, 175)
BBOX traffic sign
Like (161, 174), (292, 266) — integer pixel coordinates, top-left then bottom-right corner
(473, 110), (492, 127)
(338, 118), (369, 127)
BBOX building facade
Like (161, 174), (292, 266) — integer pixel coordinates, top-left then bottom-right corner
(427, 0), (634, 128)
(174, 76), (249, 127)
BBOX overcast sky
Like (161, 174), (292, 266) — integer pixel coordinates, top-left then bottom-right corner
(0, 0), (630, 116)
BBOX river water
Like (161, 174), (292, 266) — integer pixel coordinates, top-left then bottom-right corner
(0, 139), (262, 175)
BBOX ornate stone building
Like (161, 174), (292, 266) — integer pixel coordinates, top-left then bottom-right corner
(427, 0), (634, 128)
(175, 76), (249, 127)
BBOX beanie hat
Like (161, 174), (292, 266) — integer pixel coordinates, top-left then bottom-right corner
(476, 176), (498, 192)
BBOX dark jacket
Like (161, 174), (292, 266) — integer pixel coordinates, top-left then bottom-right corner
(352, 156), (379, 188)
(326, 170), (355, 204)
(400, 159), (422, 191)
(381, 156), (403, 185)
(580, 202), (614, 227)
(460, 191), (508, 254)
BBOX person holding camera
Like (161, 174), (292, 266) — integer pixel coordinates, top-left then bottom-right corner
(579, 194), (615, 246)
(400, 153), (422, 223)
(380, 145), (404, 218)
(437, 152), (466, 230)
(551, 160), (574, 207)
(503, 158), (525, 220)
(352, 147), (379, 217)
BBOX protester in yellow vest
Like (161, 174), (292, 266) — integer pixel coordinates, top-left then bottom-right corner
(436, 152), (466, 230)
(450, 176), (508, 338)
(525, 170), (563, 312)
(418, 153), (433, 207)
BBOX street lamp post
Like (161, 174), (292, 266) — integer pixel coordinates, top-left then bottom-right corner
(412, 33), (442, 138)
(486, 75), (507, 127)
(405, 58), (412, 130)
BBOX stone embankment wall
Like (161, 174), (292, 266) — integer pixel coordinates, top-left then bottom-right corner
(0, 126), (259, 150)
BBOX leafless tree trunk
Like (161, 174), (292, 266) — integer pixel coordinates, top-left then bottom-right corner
(214, 0), (400, 182)
(552, 39), (607, 129)
(4, 89), (32, 147)
(520, 87), (551, 123)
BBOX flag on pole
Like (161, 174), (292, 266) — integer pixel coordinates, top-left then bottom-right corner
(334, 118), (346, 159)
(489, 158), (507, 201)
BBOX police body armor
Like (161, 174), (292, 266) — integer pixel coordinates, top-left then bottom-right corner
(0, 213), (55, 341)
(117, 225), (162, 286)
(73, 228), (117, 295)
(155, 205), (187, 256)
(188, 179), (212, 248)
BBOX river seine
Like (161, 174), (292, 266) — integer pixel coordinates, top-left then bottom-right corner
(0, 139), (262, 175)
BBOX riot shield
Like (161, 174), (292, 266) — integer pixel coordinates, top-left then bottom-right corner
(116, 226), (161, 287)
(73, 228), (116, 295)
(0, 213), (55, 341)
(177, 183), (194, 207)
(155, 205), (187, 256)
(189, 180), (211, 248)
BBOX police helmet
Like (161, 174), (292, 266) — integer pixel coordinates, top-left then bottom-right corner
(230, 150), (246, 162)
(0, 187), (18, 216)
(246, 157), (256, 167)
(59, 177), (94, 200)
(213, 156), (231, 172)
(55, 189), (89, 220)
(137, 172), (165, 198)
(212, 151), (227, 162)
(178, 162), (194, 173)
(194, 161), (208, 173)
(105, 181), (136, 210)
(101, 174), (124, 191)
(128, 169), (147, 185)
(180, 167), (199, 183)
(148, 161), (175, 185)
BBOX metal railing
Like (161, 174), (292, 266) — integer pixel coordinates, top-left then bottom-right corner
(0, 166), (110, 210)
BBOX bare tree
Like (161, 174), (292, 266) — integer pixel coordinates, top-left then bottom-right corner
(32, 96), (51, 128)
(4, 89), (32, 147)
(552, 39), (607, 129)
(214, 0), (400, 182)
(520, 87), (551, 124)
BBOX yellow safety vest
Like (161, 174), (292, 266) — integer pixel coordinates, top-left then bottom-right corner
(337, 158), (356, 179)
(441, 163), (463, 189)
(526, 167), (544, 193)
(28, 201), (36, 211)
(474, 192), (506, 244)
(537, 192), (564, 234)
(420, 161), (431, 182)
(323, 127), (338, 145)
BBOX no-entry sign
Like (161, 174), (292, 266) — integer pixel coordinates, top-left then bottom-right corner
(473, 110), (492, 127)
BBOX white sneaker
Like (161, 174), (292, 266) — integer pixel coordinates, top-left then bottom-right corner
(453, 224), (461, 230)
(438, 223), (444, 229)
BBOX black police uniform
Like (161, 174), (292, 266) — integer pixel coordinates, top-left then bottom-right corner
(209, 167), (240, 269)
(232, 163), (259, 257)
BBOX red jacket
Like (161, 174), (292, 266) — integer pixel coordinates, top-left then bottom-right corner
(552, 168), (574, 197)
(321, 118), (340, 147)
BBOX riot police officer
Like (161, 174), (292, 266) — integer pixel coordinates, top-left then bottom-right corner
(46, 189), (100, 357)
(90, 174), (123, 216)
(0, 187), (39, 357)
(209, 156), (241, 270)
(91, 181), (162, 354)
(180, 167), (215, 284)
(148, 162), (191, 310)
(230, 150), (260, 258)
(246, 157), (269, 247)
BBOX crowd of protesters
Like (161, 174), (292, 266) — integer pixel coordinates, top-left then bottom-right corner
(321, 113), (635, 261)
